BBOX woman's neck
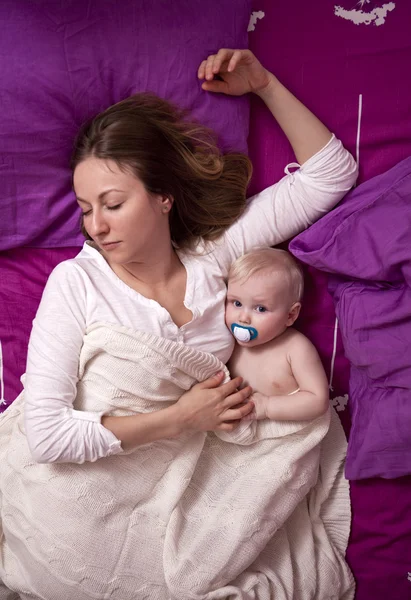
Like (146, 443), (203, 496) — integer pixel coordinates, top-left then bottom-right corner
(116, 246), (183, 290)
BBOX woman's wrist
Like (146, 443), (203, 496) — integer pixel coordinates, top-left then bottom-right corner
(253, 71), (279, 98)
(162, 403), (185, 438)
(101, 404), (185, 452)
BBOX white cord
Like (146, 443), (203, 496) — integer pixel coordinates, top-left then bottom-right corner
(356, 93), (363, 169)
(329, 317), (339, 392)
(0, 340), (5, 406)
(329, 97), (361, 393)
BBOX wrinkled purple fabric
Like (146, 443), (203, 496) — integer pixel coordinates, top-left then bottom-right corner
(0, 248), (79, 407)
(249, 1), (411, 597)
(0, 0), (251, 250)
(290, 156), (411, 480)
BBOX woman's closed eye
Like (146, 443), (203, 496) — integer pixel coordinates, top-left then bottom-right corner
(82, 204), (122, 217)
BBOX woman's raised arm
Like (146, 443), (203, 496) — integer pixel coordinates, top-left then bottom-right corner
(198, 48), (332, 164)
(199, 48), (357, 274)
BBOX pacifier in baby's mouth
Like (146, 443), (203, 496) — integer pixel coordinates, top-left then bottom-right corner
(230, 323), (258, 343)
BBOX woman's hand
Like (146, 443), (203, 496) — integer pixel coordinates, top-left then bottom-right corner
(198, 48), (271, 96)
(174, 371), (253, 433)
(199, 48), (333, 165)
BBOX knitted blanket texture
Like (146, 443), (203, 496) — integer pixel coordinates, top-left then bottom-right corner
(0, 323), (354, 599)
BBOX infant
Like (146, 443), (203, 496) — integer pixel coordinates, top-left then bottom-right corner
(225, 248), (329, 421)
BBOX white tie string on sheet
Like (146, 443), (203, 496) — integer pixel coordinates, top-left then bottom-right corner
(329, 93), (362, 392)
(356, 93), (363, 169)
(329, 318), (339, 393)
(0, 340), (5, 406)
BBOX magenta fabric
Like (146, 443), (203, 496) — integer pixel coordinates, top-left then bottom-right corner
(347, 476), (411, 600)
(0, 0), (251, 251)
(249, 0), (411, 598)
(296, 266), (352, 435)
(248, 1), (411, 198)
(290, 157), (411, 480)
(0, 248), (79, 408)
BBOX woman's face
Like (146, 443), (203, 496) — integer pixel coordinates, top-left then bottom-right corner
(73, 157), (171, 264)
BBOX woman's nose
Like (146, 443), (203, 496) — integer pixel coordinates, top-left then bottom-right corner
(89, 210), (109, 237)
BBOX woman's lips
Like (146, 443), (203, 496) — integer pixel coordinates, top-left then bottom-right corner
(101, 241), (121, 251)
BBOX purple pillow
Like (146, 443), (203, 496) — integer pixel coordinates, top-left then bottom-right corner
(0, 0), (251, 251)
(290, 156), (411, 479)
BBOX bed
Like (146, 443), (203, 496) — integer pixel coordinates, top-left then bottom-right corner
(1, 1), (410, 598)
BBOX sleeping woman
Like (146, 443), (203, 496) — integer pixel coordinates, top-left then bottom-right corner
(0, 49), (357, 599)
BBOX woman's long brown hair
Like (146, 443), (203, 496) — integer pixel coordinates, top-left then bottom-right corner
(71, 93), (252, 249)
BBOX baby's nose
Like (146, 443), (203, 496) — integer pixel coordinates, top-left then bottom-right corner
(239, 310), (251, 324)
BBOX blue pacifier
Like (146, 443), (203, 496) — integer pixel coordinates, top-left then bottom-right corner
(230, 323), (258, 343)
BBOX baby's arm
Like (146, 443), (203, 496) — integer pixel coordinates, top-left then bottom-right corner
(251, 336), (329, 421)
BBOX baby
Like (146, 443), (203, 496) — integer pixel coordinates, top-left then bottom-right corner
(225, 248), (329, 421)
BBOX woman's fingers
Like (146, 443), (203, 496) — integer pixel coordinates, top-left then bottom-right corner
(197, 59), (207, 80)
(212, 376), (243, 396)
(211, 49), (233, 75)
(216, 421), (238, 432)
(197, 370), (226, 389)
(227, 49), (243, 72)
(199, 49), (242, 81)
(201, 79), (229, 94)
(199, 49), (255, 79)
(222, 385), (252, 409)
(205, 54), (217, 81)
(223, 400), (254, 422)
(198, 54), (223, 80)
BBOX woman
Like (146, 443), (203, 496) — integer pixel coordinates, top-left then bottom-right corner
(24, 49), (356, 463)
(0, 49), (357, 598)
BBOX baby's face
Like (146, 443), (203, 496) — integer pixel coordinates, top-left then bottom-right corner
(225, 272), (293, 348)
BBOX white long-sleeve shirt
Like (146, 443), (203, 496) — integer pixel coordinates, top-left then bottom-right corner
(24, 135), (357, 464)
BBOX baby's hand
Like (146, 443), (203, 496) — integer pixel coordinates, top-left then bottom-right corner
(246, 392), (270, 421)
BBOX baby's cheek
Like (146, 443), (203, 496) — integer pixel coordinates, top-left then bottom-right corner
(224, 305), (232, 327)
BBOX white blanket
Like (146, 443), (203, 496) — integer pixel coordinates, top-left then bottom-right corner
(0, 323), (354, 599)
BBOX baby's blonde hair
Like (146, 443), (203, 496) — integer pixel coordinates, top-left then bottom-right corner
(228, 248), (304, 302)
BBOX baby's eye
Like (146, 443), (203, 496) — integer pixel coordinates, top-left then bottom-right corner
(255, 305), (267, 313)
(233, 300), (242, 308)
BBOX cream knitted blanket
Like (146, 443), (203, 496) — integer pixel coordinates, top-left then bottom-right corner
(0, 323), (354, 600)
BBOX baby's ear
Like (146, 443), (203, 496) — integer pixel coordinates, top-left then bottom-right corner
(286, 302), (301, 326)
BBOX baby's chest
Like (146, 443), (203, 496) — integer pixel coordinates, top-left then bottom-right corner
(229, 347), (296, 395)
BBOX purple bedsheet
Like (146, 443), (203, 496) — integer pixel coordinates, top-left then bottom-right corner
(0, 0), (251, 251)
(249, 0), (411, 598)
(0, 248), (78, 406)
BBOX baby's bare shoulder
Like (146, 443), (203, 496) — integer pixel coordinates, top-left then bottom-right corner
(285, 329), (317, 355)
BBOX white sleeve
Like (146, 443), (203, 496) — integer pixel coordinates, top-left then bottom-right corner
(212, 135), (358, 275)
(24, 261), (123, 464)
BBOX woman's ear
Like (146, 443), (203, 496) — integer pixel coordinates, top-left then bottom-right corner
(160, 195), (174, 213)
(286, 302), (301, 327)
